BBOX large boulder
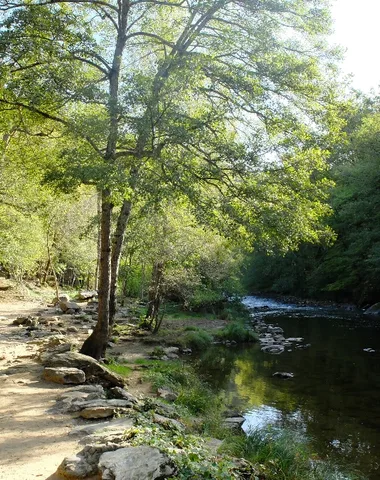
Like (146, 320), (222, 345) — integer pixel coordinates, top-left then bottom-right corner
(43, 367), (86, 384)
(98, 446), (175, 480)
(60, 300), (81, 313)
(78, 290), (98, 301)
(58, 444), (122, 479)
(42, 351), (125, 387)
(364, 302), (380, 316)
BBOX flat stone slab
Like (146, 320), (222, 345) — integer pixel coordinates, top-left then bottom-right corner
(99, 446), (175, 480)
(70, 417), (135, 438)
(79, 401), (132, 419)
(223, 416), (245, 428)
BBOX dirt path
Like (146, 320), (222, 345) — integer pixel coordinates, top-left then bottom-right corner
(0, 295), (155, 479)
(0, 299), (82, 480)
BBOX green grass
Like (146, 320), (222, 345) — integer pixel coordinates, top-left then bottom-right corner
(106, 361), (133, 377)
(221, 427), (364, 480)
(142, 360), (223, 420)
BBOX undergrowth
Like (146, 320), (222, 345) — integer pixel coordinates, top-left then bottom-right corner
(221, 427), (364, 480)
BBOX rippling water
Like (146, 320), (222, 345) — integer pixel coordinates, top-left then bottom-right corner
(195, 296), (380, 479)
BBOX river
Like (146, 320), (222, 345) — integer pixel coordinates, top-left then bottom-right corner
(195, 296), (380, 479)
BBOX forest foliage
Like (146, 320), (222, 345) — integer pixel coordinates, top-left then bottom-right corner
(245, 96), (380, 305)
(0, 0), (378, 354)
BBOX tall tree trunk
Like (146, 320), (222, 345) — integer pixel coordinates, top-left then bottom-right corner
(109, 198), (132, 329)
(146, 261), (164, 329)
(80, 0), (129, 358)
(80, 189), (113, 359)
(94, 192), (102, 291)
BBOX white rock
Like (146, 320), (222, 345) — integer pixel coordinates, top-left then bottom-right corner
(99, 446), (175, 480)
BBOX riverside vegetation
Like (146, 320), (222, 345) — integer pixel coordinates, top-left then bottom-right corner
(0, 0), (379, 477)
(100, 299), (363, 480)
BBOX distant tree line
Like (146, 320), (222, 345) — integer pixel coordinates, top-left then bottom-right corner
(245, 95), (380, 306)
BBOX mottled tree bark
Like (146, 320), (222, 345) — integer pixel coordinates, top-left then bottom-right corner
(109, 198), (132, 329)
(80, 189), (113, 359)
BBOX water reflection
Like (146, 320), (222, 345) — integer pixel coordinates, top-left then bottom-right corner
(194, 300), (380, 479)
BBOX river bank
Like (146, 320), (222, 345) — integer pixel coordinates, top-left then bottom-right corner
(0, 289), (368, 479)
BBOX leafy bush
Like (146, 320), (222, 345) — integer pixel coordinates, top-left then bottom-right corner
(186, 288), (225, 312)
(183, 330), (213, 350)
(216, 322), (258, 343)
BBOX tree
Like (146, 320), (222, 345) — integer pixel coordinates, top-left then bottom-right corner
(244, 96), (380, 305)
(0, 0), (342, 358)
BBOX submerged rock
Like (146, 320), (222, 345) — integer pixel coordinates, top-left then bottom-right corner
(261, 344), (285, 354)
(273, 372), (294, 379)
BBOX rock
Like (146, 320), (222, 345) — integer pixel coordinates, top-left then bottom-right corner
(364, 302), (380, 316)
(54, 385), (106, 412)
(43, 367), (86, 384)
(143, 399), (180, 419)
(153, 413), (184, 430)
(273, 372), (294, 379)
(163, 346), (179, 355)
(67, 326), (79, 333)
(42, 351), (125, 387)
(363, 348), (376, 353)
(261, 344), (285, 354)
(79, 406), (121, 419)
(205, 438), (223, 454)
(0, 279), (12, 290)
(13, 315), (38, 326)
(109, 387), (139, 404)
(78, 399), (133, 418)
(69, 417), (134, 438)
(13, 317), (28, 326)
(223, 416), (245, 429)
(60, 300), (81, 313)
(98, 446), (175, 480)
(268, 326), (284, 334)
(286, 337), (304, 343)
(181, 348), (192, 355)
(58, 444), (120, 479)
(157, 387), (178, 402)
(55, 293), (70, 303)
(0, 315), (7, 321)
(78, 290), (98, 301)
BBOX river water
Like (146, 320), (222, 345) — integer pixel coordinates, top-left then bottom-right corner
(195, 296), (380, 479)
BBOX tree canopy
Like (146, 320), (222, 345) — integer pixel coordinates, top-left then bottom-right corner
(0, 0), (345, 357)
